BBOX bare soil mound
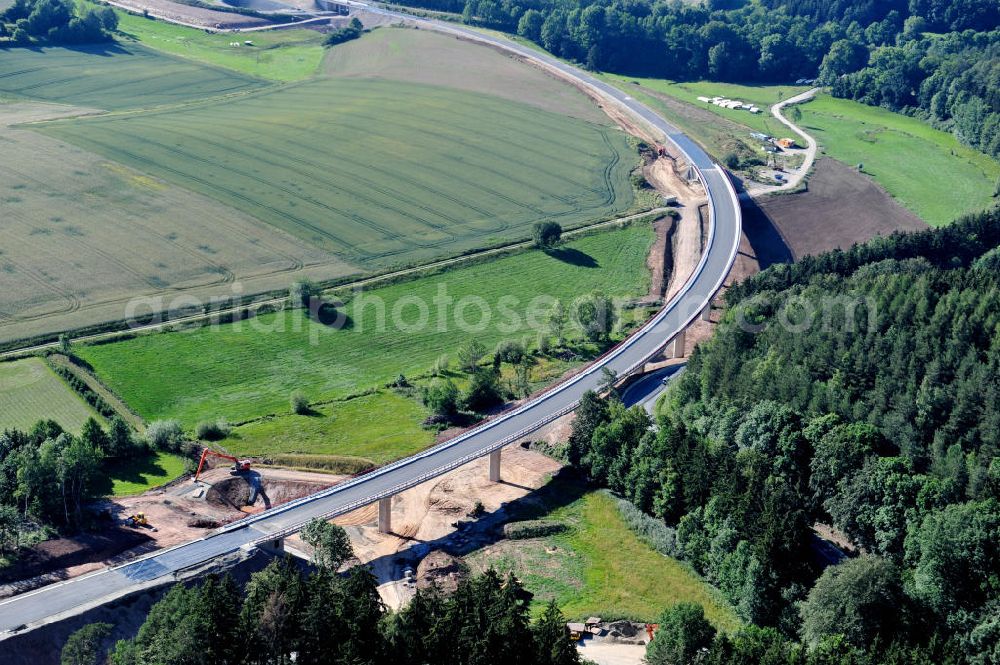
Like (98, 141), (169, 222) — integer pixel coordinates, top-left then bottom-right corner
(206, 475), (329, 512)
(416, 550), (468, 593)
(755, 158), (927, 260)
(206, 476), (252, 510)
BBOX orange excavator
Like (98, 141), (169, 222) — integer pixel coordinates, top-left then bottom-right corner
(193, 448), (252, 483)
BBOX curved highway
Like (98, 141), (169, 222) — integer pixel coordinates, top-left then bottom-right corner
(0, 9), (741, 637)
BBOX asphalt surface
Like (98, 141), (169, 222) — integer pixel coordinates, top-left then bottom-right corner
(620, 364), (685, 415)
(0, 10), (742, 637)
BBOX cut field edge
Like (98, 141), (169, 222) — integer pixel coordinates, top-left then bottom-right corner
(0, 208), (666, 357)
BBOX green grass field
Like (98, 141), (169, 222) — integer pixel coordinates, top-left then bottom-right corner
(799, 94), (1000, 226)
(468, 482), (740, 628)
(41, 77), (638, 268)
(0, 42), (265, 110)
(100, 451), (188, 497)
(76, 225), (653, 428)
(227, 390), (435, 463)
(112, 8), (325, 82)
(0, 358), (102, 433)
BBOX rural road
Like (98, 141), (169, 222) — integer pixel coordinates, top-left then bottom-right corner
(0, 8), (742, 638)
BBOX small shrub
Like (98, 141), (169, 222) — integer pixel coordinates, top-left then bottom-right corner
(462, 368), (504, 413)
(290, 391), (309, 415)
(503, 520), (569, 539)
(289, 279), (320, 309)
(423, 378), (459, 418)
(469, 501), (486, 518)
(389, 374), (410, 388)
(432, 353), (450, 376)
(195, 419), (231, 441)
(532, 220), (562, 249)
(146, 420), (183, 450)
(494, 339), (526, 366)
(631, 171), (652, 189)
(536, 332), (551, 355)
(457, 339), (486, 373)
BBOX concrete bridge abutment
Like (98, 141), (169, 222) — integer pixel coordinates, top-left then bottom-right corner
(489, 449), (502, 483)
(377, 496), (392, 534)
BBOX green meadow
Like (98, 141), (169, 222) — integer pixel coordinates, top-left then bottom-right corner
(111, 7), (325, 82)
(0, 42), (264, 110)
(0, 357), (102, 433)
(76, 225), (654, 428)
(799, 94), (1000, 226)
(468, 481), (741, 628)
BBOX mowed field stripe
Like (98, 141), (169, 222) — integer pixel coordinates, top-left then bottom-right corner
(36, 77), (636, 267)
(0, 357), (101, 433)
(0, 44), (266, 111)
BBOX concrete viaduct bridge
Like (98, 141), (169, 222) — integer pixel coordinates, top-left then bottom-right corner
(0, 7), (741, 638)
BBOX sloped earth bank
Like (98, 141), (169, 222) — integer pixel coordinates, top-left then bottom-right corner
(3, 549), (282, 665)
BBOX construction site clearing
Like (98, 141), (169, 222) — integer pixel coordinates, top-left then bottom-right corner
(0, 445), (580, 607)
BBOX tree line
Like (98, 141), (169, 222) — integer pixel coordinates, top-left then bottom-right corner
(830, 30), (1000, 160)
(420, 288), (617, 425)
(387, 0), (999, 160)
(0, 415), (151, 551)
(568, 205), (1000, 663)
(1, 0), (117, 46)
(65, 552), (581, 665)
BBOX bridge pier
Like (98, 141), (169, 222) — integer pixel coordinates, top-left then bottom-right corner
(667, 328), (687, 358)
(378, 496), (392, 534)
(259, 537), (284, 556)
(701, 303), (712, 322)
(489, 449), (502, 483)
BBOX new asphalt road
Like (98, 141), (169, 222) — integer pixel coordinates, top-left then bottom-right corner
(0, 11), (742, 637)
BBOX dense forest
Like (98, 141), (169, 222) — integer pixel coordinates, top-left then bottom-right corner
(569, 206), (1000, 663)
(0, 0), (117, 45)
(393, 0), (1000, 160)
(65, 555), (581, 665)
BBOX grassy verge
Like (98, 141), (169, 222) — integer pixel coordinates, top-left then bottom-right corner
(467, 477), (740, 629)
(799, 94), (1000, 226)
(99, 450), (188, 496)
(108, 5), (325, 82)
(227, 390), (435, 463)
(76, 224), (654, 428)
